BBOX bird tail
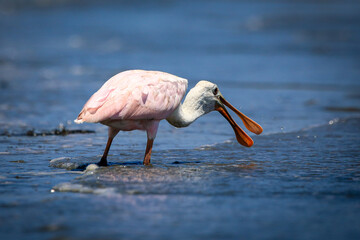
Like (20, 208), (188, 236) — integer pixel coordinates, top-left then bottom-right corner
(74, 109), (85, 124)
(74, 118), (84, 124)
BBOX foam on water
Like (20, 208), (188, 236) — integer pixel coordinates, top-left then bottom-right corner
(48, 117), (360, 200)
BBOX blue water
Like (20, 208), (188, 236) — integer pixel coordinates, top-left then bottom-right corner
(0, 0), (360, 239)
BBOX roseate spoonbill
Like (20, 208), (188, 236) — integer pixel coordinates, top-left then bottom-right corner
(75, 70), (262, 166)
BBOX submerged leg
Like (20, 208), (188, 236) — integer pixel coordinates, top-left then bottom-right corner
(98, 127), (119, 166)
(143, 138), (154, 166)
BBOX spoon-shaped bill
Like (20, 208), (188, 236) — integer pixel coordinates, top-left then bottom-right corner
(217, 106), (254, 147)
(219, 96), (263, 135)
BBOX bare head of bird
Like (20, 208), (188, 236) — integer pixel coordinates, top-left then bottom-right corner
(184, 80), (221, 114)
(190, 80), (263, 147)
(167, 79), (262, 147)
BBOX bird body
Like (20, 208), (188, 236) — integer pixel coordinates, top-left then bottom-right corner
(75, 70), (262, 166)
(76, 70), (187, 125)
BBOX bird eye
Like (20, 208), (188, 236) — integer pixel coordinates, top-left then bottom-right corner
(213, 87), (218, 95)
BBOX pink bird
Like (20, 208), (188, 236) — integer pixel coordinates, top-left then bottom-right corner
(75, 70), (262, 166)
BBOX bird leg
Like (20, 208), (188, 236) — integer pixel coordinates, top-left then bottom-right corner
(98, 127), (119, 166)
(143, 121), (159, 165)
(98, 137), (113, 166)
(143, 138), (154, 166)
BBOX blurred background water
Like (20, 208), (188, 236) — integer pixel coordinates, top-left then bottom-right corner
(0, 0), (359, 239)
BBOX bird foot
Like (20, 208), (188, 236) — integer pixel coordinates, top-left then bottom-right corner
(97, 158), (108, 167)
(142, 159), (152, 166)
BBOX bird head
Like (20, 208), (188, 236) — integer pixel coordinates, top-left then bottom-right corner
(190, 80), (263, 147)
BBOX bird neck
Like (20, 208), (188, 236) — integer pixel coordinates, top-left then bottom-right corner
(166, 92), (208, 128)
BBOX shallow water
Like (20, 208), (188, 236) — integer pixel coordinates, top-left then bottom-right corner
(1, 0), (360, 239)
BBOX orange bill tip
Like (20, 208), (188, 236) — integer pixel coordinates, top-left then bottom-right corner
(217, 106), (254, 147)
(219, 96), (263, 135)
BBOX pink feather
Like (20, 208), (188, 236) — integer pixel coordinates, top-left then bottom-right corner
(76, 70), (188, 124)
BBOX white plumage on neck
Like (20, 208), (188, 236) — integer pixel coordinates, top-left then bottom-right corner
(166, 81), (217, 128)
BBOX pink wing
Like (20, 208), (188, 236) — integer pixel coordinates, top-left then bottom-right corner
(76, 70), (188, 123)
